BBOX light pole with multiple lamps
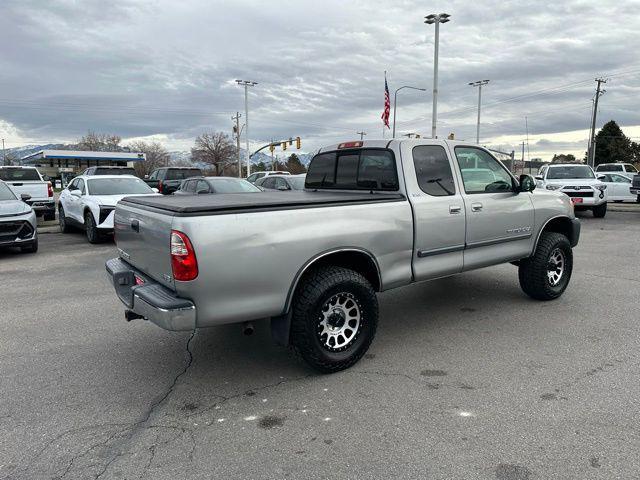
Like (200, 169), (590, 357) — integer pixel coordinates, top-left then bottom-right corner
(235, 79), (258, 176)
(469, 79), (489, 144)
(393, 86), (427, 138)
(424, 13), (450, 139)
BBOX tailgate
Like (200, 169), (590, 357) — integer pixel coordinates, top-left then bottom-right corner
(7, 181), (48, 200)
(114, 201), (175, 289)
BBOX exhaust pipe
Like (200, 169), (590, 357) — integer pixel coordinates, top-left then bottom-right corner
(242, 321), (254, 336)
(125, 309), (144, 322)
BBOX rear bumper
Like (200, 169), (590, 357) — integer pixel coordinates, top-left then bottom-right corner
(27, 200), (55, 214)
(105, 257), (196, 331)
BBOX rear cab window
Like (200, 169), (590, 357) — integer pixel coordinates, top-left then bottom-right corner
(165, 169), (202, 180)
(305, 149), (398, 191)
(0, 168), (41, 181)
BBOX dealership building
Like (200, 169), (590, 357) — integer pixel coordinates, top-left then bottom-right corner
(21, 149), (146, 184)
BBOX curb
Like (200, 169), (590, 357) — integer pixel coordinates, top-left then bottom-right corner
(38, 226), (61, 234)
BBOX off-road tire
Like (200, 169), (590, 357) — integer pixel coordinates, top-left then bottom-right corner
(519, 232), (572, 301)
(58, 206), (71, 233)
(290, 266), (378, 373)
(84, 211), (102, 244)
(20, 235), (38, 253)
(592, 203), (607, 218)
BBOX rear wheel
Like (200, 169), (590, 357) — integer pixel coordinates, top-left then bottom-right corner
(290, 266), (378, 373)
(58, 205), (72, 233)
(593, 203), (607, 218)
(84, 211), (102, 244)
(518, 232), (572, 301)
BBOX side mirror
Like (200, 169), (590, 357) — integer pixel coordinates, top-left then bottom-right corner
(277, 185), (289, 191)
(535, 175), (543, 180)
(70, 189), (82, 197)
(519, 174), (536, 192)
(596, 174), (606, 180)
(196, 189), (208, 194)
(21, 193), (32, 202)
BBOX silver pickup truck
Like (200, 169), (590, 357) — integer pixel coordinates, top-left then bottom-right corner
(106, 139), (580, 372)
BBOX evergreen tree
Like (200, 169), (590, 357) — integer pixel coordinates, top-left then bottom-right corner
(593, 120), (633, 166)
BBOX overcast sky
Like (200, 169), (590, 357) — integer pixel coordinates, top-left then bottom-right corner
(1, 0), (639, 160)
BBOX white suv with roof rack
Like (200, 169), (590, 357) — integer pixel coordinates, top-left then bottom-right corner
(536, 164), (608, 217)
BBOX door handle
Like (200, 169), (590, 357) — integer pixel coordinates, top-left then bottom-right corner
(449, 205), (462, 214)
(131, 219), (139, 232)
(471, 202), (483, 212)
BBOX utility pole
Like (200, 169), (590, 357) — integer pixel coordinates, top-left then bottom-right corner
(235, 80), (258, 177)
(232, 112), (242, 177)
(357, 131), (367, 140)
(2, 139), (5, 166)
(425, 13), (451, 139)
(469, 80), (489, 144)
(588, 78), (607, 168)
(521, 141), (525, 174)
(525, 116), (531, 174)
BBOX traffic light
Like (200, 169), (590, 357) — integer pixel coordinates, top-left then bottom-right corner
(295, 136), (301, 149)
(282, 142), (287, 151)
(269, 144), (275, 153)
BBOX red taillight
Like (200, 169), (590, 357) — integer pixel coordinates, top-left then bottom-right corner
(170, 230), (198, 281)
(158, 180), (163, 193)
(338, 141), (363, 149)
(47, 182), (53, 197)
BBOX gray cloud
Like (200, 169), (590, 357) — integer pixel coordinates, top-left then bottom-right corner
(1, 0), (639, 158)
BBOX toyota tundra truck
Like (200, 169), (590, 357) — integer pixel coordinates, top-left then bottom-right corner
(106, 140), (580, 372)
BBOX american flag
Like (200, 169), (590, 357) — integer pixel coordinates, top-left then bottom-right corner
(381, 75), (390, 128)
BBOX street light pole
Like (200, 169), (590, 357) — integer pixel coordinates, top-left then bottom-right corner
(393, 86), (427, 138)
(469, 80), (490, 144)
(235, 79), (258, 176)
(425, 13), (450, 139)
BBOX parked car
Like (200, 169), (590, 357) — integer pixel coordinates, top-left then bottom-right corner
(246, 170), (291, 184)
(536, 163), (608, 217)
(0, 180), (38, 253)
(144, 167), (203, 195)
(174, 176), (262, 195)
(598, 173), (637, 202)
(81, 166), (137, 176)
(631, 174), (640, 202)
(0, 166), (55, 221)
(106, 139), (580, 373)
(58, 175), (157, 243)
(594, 163), (638, 180)
(255, 174), (306, 191)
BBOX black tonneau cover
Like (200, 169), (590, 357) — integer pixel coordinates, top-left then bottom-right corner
(120, 190), (405, 216)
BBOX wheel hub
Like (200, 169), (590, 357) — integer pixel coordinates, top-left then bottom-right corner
(546, 248), (565, 286)
(317, 292), (362, 352)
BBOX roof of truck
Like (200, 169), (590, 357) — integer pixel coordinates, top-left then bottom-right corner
(120, 190), (405, 216)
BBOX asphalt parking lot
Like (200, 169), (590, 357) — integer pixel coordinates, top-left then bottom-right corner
(1, 211), (639, 480)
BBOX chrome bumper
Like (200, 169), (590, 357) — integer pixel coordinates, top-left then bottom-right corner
(105, 257), (196, 331)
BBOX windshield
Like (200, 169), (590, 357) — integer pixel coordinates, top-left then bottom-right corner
(92, 168), (136, 175)
(210, 178), (261, 193)
(0, 168), (41, 181)
(547, 165), (595, 180)
(289, 177), (306, 190)
(87, 177), (154, 195)
(0, 182), (18, 201)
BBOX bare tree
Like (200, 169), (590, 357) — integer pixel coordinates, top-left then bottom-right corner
(76, 131), (122, 152)
(191, 132), (237, 176)
(127, 140), (171, 177)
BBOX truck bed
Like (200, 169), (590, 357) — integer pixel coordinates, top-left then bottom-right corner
(119, 190), (406, 216)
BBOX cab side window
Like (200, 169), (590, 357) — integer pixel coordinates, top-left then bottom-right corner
(412, 145), (455, 196)
(454, 147), (514, 194)
(77, 179), (86, 195)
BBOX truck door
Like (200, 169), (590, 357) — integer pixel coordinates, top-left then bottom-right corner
(403, 142), (466, 280)
(451, 146), (534, 270)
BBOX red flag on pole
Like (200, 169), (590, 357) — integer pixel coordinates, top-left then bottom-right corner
(381, 74), (390, 129)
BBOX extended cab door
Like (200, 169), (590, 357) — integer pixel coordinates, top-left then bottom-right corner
(451, 146), (534, 270)
(402, 142), (466, 280)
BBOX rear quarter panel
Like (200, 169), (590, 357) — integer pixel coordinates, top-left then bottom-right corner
(173, 200), (414, 327)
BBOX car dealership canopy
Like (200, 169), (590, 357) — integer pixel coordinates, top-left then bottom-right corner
(20, 149), (146, 177)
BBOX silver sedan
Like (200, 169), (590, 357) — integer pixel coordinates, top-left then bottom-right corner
(0, 180), (38, 253)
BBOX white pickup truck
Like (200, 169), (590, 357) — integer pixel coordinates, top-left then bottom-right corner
(106, 139), (580, 372)
(0, 166), (55, 220)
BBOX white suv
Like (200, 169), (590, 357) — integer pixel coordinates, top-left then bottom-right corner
(594, 163), (638, 181)
(246, 170), (291, 184)
(536, 164), (608, 217)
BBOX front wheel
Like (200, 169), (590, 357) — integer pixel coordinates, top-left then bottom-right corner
(58, 205), (71, 233)
(593, 203), (607, 218)
(84, 211), (102, 244)
(290, 266), (378, 373)
(518, 232), (573, 301)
